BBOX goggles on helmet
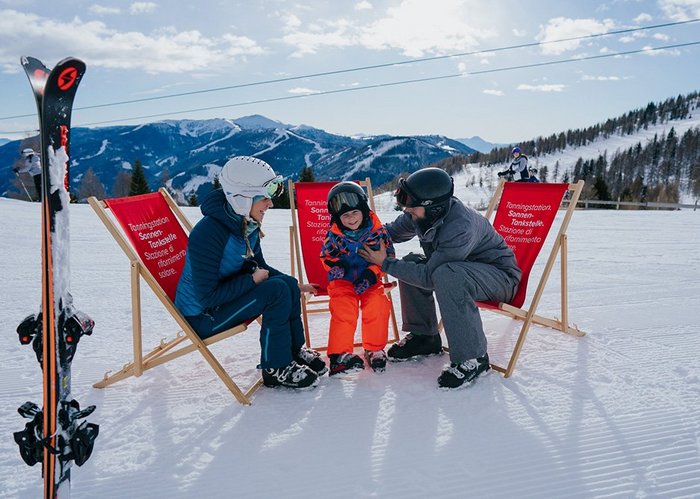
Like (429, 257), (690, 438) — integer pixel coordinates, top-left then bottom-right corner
(394, 178), (421, 208)
(262, 175), (284, 199)
(328, 191), (364, 215)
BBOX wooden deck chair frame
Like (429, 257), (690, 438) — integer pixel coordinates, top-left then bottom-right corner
(465, 178), (587, 378)
(88, 188), (262, 405)
(288, 178), (400, 351)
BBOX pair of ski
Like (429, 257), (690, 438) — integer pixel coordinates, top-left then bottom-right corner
(13, 56), (98, 498)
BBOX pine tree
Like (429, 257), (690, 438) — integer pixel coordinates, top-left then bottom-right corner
(129, 160), (150, 196)
(299, 165), (315, 182)
(212, 175), (221, 190)
(187, 192), (199, 206)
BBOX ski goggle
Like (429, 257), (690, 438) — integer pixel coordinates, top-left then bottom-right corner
(394, 178), (420, 208)
(328, 191), (364, 215)
(263, 175), (284, 199)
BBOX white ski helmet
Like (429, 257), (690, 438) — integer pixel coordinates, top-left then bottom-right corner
(219, 156), (283, 218)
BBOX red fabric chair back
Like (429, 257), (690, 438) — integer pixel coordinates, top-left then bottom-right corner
(293, 182), (337, 295)
(489, 182), (569, 308)
(106, 192), (189, 301)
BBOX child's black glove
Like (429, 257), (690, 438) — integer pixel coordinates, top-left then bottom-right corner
(353, 269), (377, 295)
(327, 261), (349, 280)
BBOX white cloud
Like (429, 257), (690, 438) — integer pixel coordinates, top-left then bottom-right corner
(537, 17), (616, 55)
(288, 87), (320, 94)
(634, 13), (653, 23)
(482, 89), (503, 96)
(0, 9), (265, 73)
(512, 28), (527, 37)
(659, 0), (700, 21)
(517, 83), (566, 92)
(581, 74), (621, 81)
(355, 1), (373, 11)
(89, 4), (121, 15)
(280, 0), (496, 58)
(129, 2), (157, 15)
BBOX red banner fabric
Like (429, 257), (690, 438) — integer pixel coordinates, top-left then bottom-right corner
(106, 193), (189, 301)
(490, 182), (568, 308)
(294, 182), (337, 294)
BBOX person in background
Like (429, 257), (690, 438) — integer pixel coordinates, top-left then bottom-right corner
(320, 182), (395, 376)
(359, 168), (521, 390)
(175, 156), (327, 390)
(14, 148), (42, 200)
(498, 147), (536, 182)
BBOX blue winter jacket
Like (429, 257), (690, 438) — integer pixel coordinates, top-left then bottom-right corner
(174, 189), (280, 317)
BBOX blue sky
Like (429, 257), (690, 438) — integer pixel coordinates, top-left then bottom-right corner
(0, 0), (699, 144)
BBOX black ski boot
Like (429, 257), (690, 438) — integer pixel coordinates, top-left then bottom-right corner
(387, 333), (443, 361)
(364, 349), (387, 372)
(329, 353), (365, 376)
(437, 354), (491, 389)
(262, 361), (319, 389)
(294, 346), (328, 376)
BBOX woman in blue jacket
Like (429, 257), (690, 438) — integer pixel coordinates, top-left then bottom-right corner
(175, 156), (326, 389)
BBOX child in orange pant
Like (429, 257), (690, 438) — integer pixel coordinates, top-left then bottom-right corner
(320, 182), (395, 375)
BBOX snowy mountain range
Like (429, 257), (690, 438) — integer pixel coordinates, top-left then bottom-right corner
(0, 115), (475, 200)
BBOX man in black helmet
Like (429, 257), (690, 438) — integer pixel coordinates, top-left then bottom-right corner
(359, 167), (521, 389)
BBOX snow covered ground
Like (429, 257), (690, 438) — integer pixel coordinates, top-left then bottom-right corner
(1, 191), (699, 498)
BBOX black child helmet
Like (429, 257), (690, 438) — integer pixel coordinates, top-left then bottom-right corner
(395, 167), (454, 221)
(327, 181), (370, 227)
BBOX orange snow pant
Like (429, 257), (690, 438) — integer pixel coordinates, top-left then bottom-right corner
(327, 279), (390, 354)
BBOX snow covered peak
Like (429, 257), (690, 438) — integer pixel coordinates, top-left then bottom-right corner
(234, 114), (291, 130)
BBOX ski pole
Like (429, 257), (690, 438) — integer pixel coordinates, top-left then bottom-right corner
(14, 171), (33, 201)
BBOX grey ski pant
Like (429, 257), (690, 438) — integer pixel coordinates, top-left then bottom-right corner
(398, 256), (519, 362)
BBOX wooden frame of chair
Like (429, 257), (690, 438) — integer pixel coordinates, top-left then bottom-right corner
(287, 178), (400, 350)
(476, 178), (587, 377)
(88, 188), (262, 405)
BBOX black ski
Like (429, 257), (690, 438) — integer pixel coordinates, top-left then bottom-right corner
(14, 56), (98, 499)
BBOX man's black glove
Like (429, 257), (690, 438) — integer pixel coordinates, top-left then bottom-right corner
(353, 269), (377, 295)
(13, 167), (20, 174)
(497, 170), (509, 178)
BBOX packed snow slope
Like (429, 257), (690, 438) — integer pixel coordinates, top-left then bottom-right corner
(1, 185), (699, 498)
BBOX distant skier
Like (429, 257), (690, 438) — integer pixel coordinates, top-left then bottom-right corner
(497, 147), (537, 182)
(13, 148), (42, 200)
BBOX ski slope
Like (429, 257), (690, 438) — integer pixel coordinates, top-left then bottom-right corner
(1, 191), (699, 498)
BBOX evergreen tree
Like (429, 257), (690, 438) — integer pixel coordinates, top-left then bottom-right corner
(212, 175), (221, 190)
(187, 191), (198, 206)
(299, 165), (315, 182)
(129, 160), (150, 196)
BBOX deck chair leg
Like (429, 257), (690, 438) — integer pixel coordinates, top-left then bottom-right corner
(560, 234), (569, 330)
(130, 262), (143, 377)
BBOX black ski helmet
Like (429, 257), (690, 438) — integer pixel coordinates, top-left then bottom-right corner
(396, 167), (454, 207)
(327, 181), (370, 226)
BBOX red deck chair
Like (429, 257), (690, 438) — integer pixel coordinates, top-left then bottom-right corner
(476, 179), (586, 377)
(288, 179), (400, 350)
(88, 188), (262, 405)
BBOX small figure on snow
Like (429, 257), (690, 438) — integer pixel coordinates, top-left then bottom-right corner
(359, 168), (521, 389)
(174, 156), (327, 390)
(320, 182), (395, 376)
(14, 148), (42, 200)
(497, 147), (538, 182)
